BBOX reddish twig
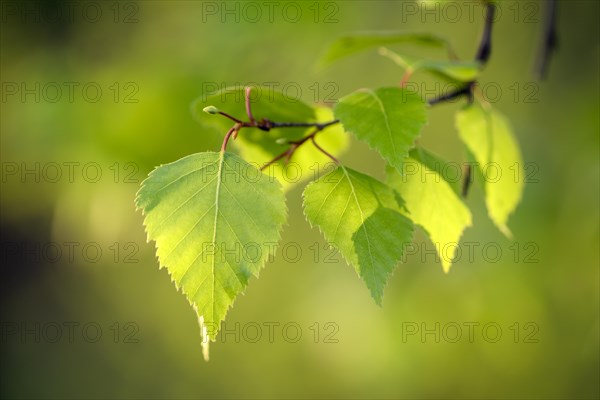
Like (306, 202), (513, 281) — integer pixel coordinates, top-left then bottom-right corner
(310, 135), (339, 164)
(245, 86), (255, 122)
(221, 124), (240, 153)
(212, 87), (340, 162)
(260, 125), (339, 171)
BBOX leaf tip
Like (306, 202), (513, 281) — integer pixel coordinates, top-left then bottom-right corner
(498, 223), (513, 240)
(442, 262), (452, 274)
(196, 313), (210, 362)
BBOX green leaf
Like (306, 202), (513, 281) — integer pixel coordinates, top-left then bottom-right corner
(334, 87), (428, 172)
(379, 47), (481, 82)
(387, 149), (472, 273)
(135, 151), (287, 340)
(303, 166), (414, 304)
(455, 103), (524, 237)
(408, 147), (462, 195)
(320, 31), (454, 68)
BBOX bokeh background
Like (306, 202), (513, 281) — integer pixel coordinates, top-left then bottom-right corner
(1, 1), (598, 398)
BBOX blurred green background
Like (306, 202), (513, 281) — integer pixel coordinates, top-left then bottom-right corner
(1, 1), (598, 398)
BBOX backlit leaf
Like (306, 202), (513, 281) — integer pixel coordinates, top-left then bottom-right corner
(303, 166), (413, 304)
(455, 103), (524, 237)
(136, 151), (287, 340)
(387, 148), (472, 272)
(334, 87), (427, 172)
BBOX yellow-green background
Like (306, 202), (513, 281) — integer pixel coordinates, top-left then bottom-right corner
(1, 1), (598, 398)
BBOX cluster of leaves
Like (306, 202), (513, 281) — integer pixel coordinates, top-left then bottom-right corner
(135, 8), (524, 356)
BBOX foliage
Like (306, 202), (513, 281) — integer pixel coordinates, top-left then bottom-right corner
(136, 3), (525, 357)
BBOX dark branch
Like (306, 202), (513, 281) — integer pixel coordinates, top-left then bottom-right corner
(216, 86), (341, 156)
(461, 164), (473, 198)
(427, 2), (496, 106)
(475, 2), (496, 64)
(535, 0), (558, 79)
(427, 82), (474, 106)
(211, 87), (343, 164)
(255, 119), (339, 131)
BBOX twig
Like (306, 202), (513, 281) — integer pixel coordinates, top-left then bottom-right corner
(428, 82), (474, 106)
(311, 136), (339, 164)
(400, 69), (414, 88)
(535, 0), (558, 79)
(245, 86), (255, 122)
(475, 2), (496, 65)
(252, 119), (339, 131)
(259, 148), (294, 171)
(216, 111), (242, 124)
(214, 87), (341, 157)
(461, 164), (473, 198)
(260, 126), (338, 171)
(221, 124), (240, 153)
(427, 2), (495, 106)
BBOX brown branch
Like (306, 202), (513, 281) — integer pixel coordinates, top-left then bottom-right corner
(428, 82), (474, 106)
(245, 86), (255, 122)
(259, 148), (294, 171)
(220, 124), (240, 152)
(260, 125), (339, 171)
(213, 87), (341, 162)
(310, 136), (339, 164)
(216, 111), (242, 124)
(250, 118), (340, 132)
